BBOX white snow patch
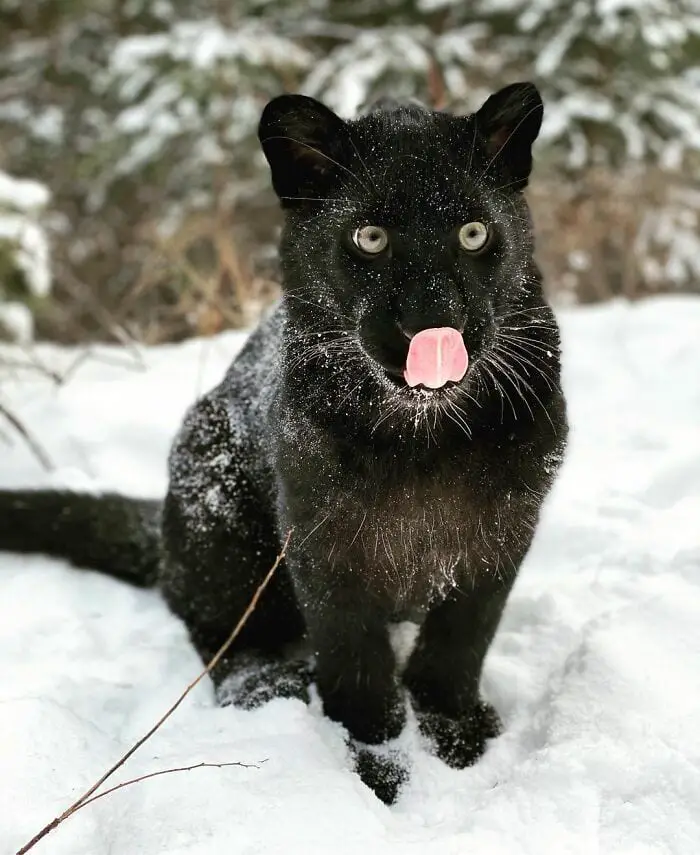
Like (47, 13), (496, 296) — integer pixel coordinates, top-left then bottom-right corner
(0, 170), (52, 312)
(0, 172), (50, 213)
(0, 213), (51, 299)
(1, 297), (700, 853)
(0, 301), (34, 344)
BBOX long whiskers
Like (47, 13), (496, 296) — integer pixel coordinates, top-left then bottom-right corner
(283, 292), (356, 325)
(440, 399), (473, 440)
(263, 135), (372, 195)
(495, 342), (558, 392)
(476, 103), (543, 183)
(473, 357), (514, 424)
(347, 131), (379, 197)
(485, 346), (556, 431)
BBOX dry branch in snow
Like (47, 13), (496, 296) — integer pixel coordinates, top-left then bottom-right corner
(0, 400), (53, 472)
(15, 529), (292, 854)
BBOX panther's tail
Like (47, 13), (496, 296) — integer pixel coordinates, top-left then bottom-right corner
(0, 489), (161, 586)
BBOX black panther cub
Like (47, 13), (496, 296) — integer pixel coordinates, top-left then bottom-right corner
(0, 82), (567, 803)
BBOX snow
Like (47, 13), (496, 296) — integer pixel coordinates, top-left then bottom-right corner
(105, 19), (312, 182)
(0, 171), (51, 303)
(112, 20), (312, 75)
(1, 296), (700, 854)
(0, 215), (51, 299)
(0, 173), (50, 213)
(0, 302), (34, 345)
(305, 29), (433, 119)
(0, 171), (52, 343)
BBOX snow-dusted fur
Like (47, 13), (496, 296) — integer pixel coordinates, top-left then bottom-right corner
(0, 84), (567, 802)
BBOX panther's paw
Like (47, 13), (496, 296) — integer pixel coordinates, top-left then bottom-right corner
(217, 657), (313, 709)
(417, 700), (501, 768)
(350, 741), (410, 805)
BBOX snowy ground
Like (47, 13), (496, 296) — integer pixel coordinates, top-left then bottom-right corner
(1, 296), (699, 854)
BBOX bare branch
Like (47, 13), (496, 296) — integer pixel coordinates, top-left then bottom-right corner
(0, 353), (62, 384)
(15, 529), (292, 854)
(78, 760), (265, 810)
(0, 401), (53, 472)
(1, 342), (146, 388)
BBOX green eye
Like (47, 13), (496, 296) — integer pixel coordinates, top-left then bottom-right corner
(352, 225), (389, 255)
(458, 221), (489, 252)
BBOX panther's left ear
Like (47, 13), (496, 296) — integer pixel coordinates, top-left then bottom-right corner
(474, 82), (543, 189)
(258, 94), (355, 207)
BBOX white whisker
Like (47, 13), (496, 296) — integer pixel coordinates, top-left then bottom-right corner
(262, 135), (372, 194)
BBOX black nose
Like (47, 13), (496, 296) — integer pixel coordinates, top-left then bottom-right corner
(398, 319), (465, 339)
(395, 276), (466, 336)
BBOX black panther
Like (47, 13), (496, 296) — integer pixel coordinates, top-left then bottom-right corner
(0, 82), (568, 803)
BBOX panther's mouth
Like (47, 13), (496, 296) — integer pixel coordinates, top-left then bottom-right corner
(402, 327), (469, 389)
(380, 367), (466, 397)
(366, 325), (470, 394)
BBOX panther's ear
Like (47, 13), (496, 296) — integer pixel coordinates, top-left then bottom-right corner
(474, 82), (543, 189)
(258, 94), (355, 207)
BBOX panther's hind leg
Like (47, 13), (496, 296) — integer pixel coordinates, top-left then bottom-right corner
(158, 392), (307, 692)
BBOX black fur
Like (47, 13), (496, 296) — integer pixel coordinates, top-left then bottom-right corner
(0, 491), (160, 585)
(0, 82), (568, 803)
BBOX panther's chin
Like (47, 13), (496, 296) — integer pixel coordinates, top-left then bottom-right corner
(361, 347), (475, 409)
(384, 371), (471, 409)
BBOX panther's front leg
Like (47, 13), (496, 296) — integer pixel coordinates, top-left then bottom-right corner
(403, 575), (511, 767)
(404, 523), (535, 768)
(292, 556), (405, 743)
(289, 551), (408, 803)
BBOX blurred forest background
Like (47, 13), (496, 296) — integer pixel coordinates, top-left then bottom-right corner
(1, 0), (699, 345)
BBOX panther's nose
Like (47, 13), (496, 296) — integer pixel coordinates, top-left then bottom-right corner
(398, 320), (465, 340)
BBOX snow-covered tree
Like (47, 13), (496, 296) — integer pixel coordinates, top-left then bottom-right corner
(0, 172), (51, 343)
(1, 0), (698, 340)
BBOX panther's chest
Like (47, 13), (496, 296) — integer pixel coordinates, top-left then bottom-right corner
(312, 480), (497, 612)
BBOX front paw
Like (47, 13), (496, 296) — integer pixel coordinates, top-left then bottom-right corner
(321, 687), (406, 745)
(417, 701), (501, 768)
(217, 657), (313, 709)
(350, 741), (409, 805)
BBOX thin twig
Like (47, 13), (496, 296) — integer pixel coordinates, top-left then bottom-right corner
(77, 760), (264, 810)
(56, 348), (148, 384)
(16, 529), (292, 854)
(0, 401), (53, 472)
(0, 346), (145, 386)
(0, 353), (62, 384)
(53, 262), (146, 366)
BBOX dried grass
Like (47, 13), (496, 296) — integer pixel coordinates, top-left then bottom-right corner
(530, 166), (700, 305)
(117, 206), (278, 343)
(27, 165), (700, 346)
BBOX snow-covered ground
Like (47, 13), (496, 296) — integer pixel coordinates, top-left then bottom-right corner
(1, 297), (699, 854)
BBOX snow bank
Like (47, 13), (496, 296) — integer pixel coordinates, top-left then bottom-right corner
(1, 297), (699, 854)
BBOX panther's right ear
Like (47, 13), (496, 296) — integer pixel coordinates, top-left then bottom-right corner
(258, 95), (355, 207)
(474, 82), (543, 190)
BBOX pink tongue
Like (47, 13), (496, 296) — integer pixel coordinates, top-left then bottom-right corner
(404, 327), (469, 389)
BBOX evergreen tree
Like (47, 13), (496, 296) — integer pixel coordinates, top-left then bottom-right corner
(1, 0), (698, 340)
